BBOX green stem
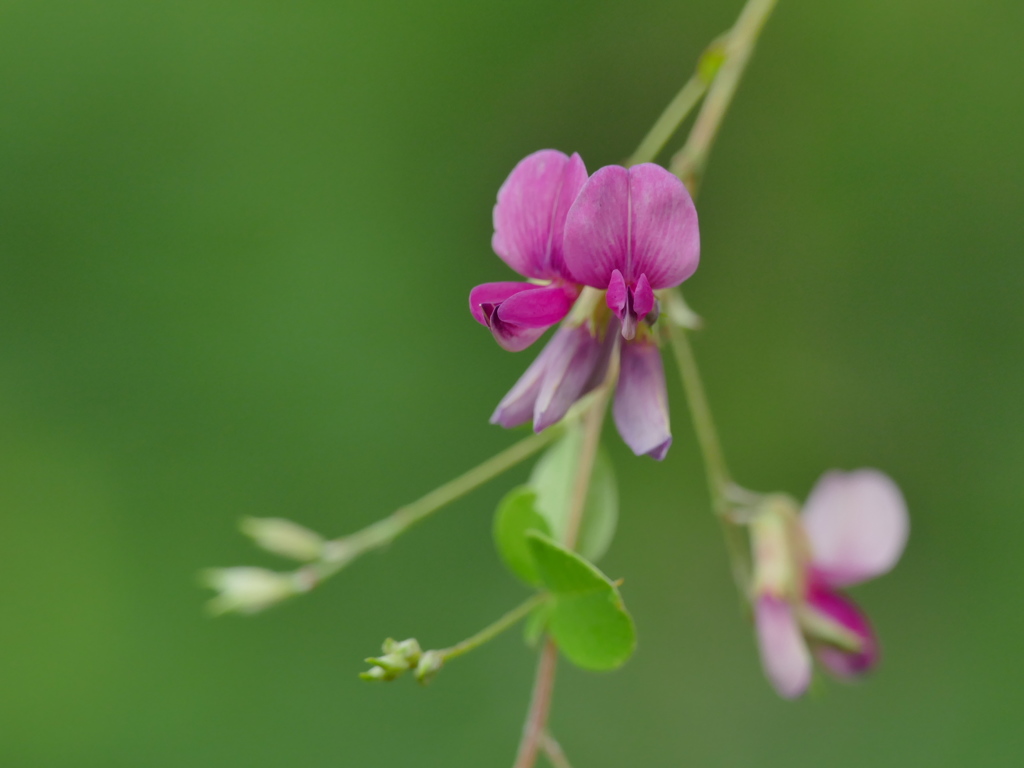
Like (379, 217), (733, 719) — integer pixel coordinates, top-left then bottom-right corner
(627, 74), (709, 167)
(670, 0), (779, 191)
(664, 298), (751, 600)
(303, 427), (566, 587)
(440, 593), (548, 662)
(540, 731), (574, 768)
(562, 340), (619, 549)
(513, 637), (559, 768)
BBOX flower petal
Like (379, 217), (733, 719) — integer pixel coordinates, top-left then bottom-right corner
(627, 164), (700, 288)
(612, 340), (672, 460)
(755, 596), (812, 699)
(563, 164), (699, 290)
(490, 332), (569, 428)
(488, 320), (548, 353)
(805, 581), (879, 678)
(492, 284), (578, 328)
(492, 150), (588, 281)
(563, 165), (629, 288)
(533, 326), (603, 432)
(469, 281), (535, 326)
(802, 469), (909, 587)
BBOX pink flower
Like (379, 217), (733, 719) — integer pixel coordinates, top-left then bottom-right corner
(752, 469), (909, 698)
(474, 153), (700, 460)
(469, 150), (588, 352)
(562, 164), (699, 341)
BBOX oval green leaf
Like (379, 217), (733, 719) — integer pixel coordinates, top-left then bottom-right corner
(525, 532), (636, 671)
(493, 487), (552, 586)
(529, 426), (619, 563)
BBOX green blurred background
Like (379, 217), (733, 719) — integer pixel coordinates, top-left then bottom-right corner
(1, 0), (1022, 765)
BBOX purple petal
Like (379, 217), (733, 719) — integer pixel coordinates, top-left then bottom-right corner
(563, 165), (629, 289)
(563, 163), (699, 290)
(491, 150), (588, 281)
(469, 281), (535, 327)
(632, 273), (654, 318)
(533, 326), (603, 432)
(492, 284), (577, 328)
(490, 332), (569, 428)
(802, 469), (909, 588)
(805, 580), (879, 678)
(607, 269), (628, 317)
(613, 340), (671, 460)
(488, 320), (548, 353)
(627, 164), (700, 288)
(755, 596), (812, 699)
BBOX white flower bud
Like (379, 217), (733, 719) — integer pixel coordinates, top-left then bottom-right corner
(240, 517), (325, 562)
(203, 567), (297, 615)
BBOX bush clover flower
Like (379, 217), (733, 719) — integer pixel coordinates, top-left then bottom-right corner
(751, 469), (910, 698)
(469, 149), (589, 352)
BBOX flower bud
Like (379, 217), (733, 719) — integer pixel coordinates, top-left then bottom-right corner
(240, 517), (325, 562)
(415, 650), (445, 685)
(203, 567), (298, 615)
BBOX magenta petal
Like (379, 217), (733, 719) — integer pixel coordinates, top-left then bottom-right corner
(802, 469), (909, 588)
(613, 340), (671, 460)
(493, 284), (577, 328)
(488, 321), (548, 353)
(469, 282), (536, 326)
(805, 581), (879, 678)
(627, 164), (700, 288)
(563, 163), (700, 290)
(563, 165), (630, 289)
(632, 273), (654, 318)
(607, 269), (628, 316)
(533, 326), (603, 432)
(490, 334), (566, 428)
(492, 150), (588, 281)
(755, 596), (812, 699)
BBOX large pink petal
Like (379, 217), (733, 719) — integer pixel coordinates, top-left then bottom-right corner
(563, 164), (699, 290)
(469, 281), (535, 326)
(563, 165), (629, 289)
(491, 150), (588, 281)
(802, 469), (909, 587)
(805, 580), (879, 678)
(755, 596), (812, 699)
(612, 340), (671, 460)
(627, 164), (699, 288)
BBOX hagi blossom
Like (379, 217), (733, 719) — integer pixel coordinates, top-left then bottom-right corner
(473, 153), (700, 460)
(562, 163), (699, 459)
(751, 469), (910, 698)
(469, 150), (588, 352)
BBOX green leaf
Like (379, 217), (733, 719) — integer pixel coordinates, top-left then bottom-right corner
(528, 425), (619, 562)
(493, 487), (552, 586)
(525, 532), (636, 671)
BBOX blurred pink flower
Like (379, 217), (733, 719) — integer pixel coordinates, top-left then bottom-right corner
(754, 469), (909, 698)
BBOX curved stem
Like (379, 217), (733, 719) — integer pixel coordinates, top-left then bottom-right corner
(513, 637), (559, 768)
(540, 731), (574, 768)
(665, 299), (751, 600)
(627, 74), (708, 167)
(513, 358), (617, 767)
(299, 426), (566, 589)
(440, 593), (548, 662)
(670, 0), (779, 192)
(562, 338), (619, 549)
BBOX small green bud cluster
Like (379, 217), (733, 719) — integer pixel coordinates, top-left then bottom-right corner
(361, 638), (445, 685)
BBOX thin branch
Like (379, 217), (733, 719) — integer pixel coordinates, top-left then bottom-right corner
(670, 0), (779, 192)
(513, 637), (559, 768)
(540, 730), (574, 768)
